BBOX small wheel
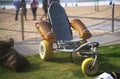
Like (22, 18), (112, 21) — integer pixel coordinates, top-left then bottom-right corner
(81, 57), (99, 76)
(39, 40), (53, 60)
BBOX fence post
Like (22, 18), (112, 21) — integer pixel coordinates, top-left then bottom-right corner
(112, 3), (115, 32)
(21, 8), (24, 40)
(94, 0), (99, 12)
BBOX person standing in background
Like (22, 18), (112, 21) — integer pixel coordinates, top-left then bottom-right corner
(20, 0), (27, 20)
(40, 0), (60, 21)
(13, 0), (21, 21)
(40, 0), (48, 21)
(109, 0), (113, 5)
(30, 0), (39, 20)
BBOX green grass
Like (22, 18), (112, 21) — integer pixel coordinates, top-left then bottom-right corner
(0, 43), (120, 79)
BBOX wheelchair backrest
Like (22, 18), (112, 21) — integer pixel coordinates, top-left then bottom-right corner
(48, 2), (73, 41)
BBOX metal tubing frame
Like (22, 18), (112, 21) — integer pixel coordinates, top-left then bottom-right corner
(54, 41), (99, 54)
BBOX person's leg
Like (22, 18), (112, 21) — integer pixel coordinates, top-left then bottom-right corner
(45, 13), (48, 20)
(22, 8), (27, 20)
(40, 8), (45, 20)
(32, 8), (37, 20)
(25, 9), (27, 20)
(31, 8), (35, 20)
(34, 8), (37, 20)
(40, 7), (48, 21)
(40, 12), (46, 21)
(15, 9), (19, 21)
(44, 6), (48, 20)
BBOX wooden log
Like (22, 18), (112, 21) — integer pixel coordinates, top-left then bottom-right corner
(35, 21), (55, 42)
(0, 38), (30, 72)
(71, 19), (92, 39)
(2, 48), (30, 72)
(0, 38), (14, 50)
(0, 38), (14, 58)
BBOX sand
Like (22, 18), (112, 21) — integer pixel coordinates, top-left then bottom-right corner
(0, 5), (120, 42)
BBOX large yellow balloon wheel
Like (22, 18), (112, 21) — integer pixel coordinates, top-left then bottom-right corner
(81, 57), (99, 76)
(39, 40), (53, 60)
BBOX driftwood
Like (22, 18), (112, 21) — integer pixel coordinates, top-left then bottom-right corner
(0, 38), (29, 72)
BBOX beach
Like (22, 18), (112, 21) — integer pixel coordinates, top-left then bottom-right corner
(0, 5), (120, 42)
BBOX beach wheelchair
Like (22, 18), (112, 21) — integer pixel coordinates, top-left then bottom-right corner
(36, 2), (99, 76)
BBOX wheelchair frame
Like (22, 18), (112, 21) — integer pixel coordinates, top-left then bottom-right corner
(37, 2), (100, 76)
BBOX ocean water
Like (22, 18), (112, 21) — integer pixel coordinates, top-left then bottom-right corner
(0, 0), (120, 9)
